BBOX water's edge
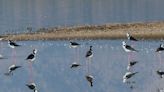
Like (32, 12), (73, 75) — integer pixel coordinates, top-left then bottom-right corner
(2, 22), (164, 41)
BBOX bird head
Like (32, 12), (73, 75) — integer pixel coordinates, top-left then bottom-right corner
(33, 49), (37, 54)
(8, 40), (11, 43)
(160, 44), (164, 48)
(90, 46), (92, 51)
(126, 33), (130, 38)
(122, 41), (126, 46)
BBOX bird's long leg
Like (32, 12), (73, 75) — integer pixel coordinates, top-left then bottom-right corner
(86, 58), (90, 75)
(133, 42), (139, 61)
(11, 48), (16, 65)
(88, 57), (92, 75)
(87, 58), (89, 75)
(13, 48), (17, 64)
(158, 53), (162, 68)
(128, 53), (130, 64)
(28, 61), (34, 83)
(75, 47), (78, 63)
(77, 47), (80, 63)
(74, 48), (76, 63)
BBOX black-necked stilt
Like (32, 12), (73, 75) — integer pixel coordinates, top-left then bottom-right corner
(26, 83), (38, 92)
(85, 46), (93, 74)
(85, 46), (93, 58)
(70, 42), (80, 48)
(122, 41), (138, 52)
(70, 41), (81, 68)
(4, 64), (21, 76)
(157, 70), (164, 78)
(127, 61), (138, 70)
(70, 62), (81, 68)
(123, 72), (138, 83)
(86, 75), (94, 87)
(126, 33), (138, 41)
(8, 40), (20, 48)
(156, 44), (164, 52)
(26, 49), (37, 62)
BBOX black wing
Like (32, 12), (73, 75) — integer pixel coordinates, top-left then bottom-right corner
(126, 45), (138, 52)
(85, 51), (92, 57)
(127, 72), (138, 79)
(130, 36), (138, 41)
(10, 42), (20, 46)
(26, 84), (35, 90)
(129, 61), (138, 66)
(156, 47), (164, 52)
(71, 42), (80, 46)
(26, 54), (34, 60)
(70, 64), (80, 68)
(10, 66), (21, 71)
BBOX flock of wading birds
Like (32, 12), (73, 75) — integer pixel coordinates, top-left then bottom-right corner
(70, 33), (164, 91)
(1, 33), (164, 91)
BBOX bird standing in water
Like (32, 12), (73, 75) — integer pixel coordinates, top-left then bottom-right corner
(70, 42), (80, 48)
(70, 42), (81, 68)
(86, 46), (93, 58)
(26, 49), (37, 62)
(157, 70), (164, 78)
(123, 71), (138, 83)
(8, 40), (20, 48)
(70, 62), (81, 68)
(4, 64), (21, 76)
(86, 75), (94, 87)
(122, 41), (138, 52)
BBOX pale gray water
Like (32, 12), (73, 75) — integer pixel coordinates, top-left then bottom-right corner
(0, 40), (164, 92)
(1, 0), (164, 34)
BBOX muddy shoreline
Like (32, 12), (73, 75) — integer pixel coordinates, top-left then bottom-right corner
(2, 22), (164, 41)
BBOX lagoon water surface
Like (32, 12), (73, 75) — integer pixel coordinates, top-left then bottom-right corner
(1, 0), (164, 34)
(0, 40), (164, 92)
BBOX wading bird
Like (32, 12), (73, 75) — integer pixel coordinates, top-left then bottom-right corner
(127, 61), (138, 70)
(157, 70), (164, 78)
(4, 64), (21, 76)
(70, 62), (81, 68)
(70, 42), (80, 48)
(85, 46), (93, 58)
(26, 49), (37, 62)
(123, 72), (138, 83)
(86, 75), (94, 87)
(8, 40), (20, 48)
(122, 41), (138, 52)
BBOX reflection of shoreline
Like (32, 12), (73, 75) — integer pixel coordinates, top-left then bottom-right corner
(2, 22), (164, 41)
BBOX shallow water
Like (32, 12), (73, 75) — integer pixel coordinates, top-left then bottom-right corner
(1, 0), (164, 34)
(0, 40), (164, 92)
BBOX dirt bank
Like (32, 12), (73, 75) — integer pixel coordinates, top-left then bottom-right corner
(2, 22), (164, 41)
